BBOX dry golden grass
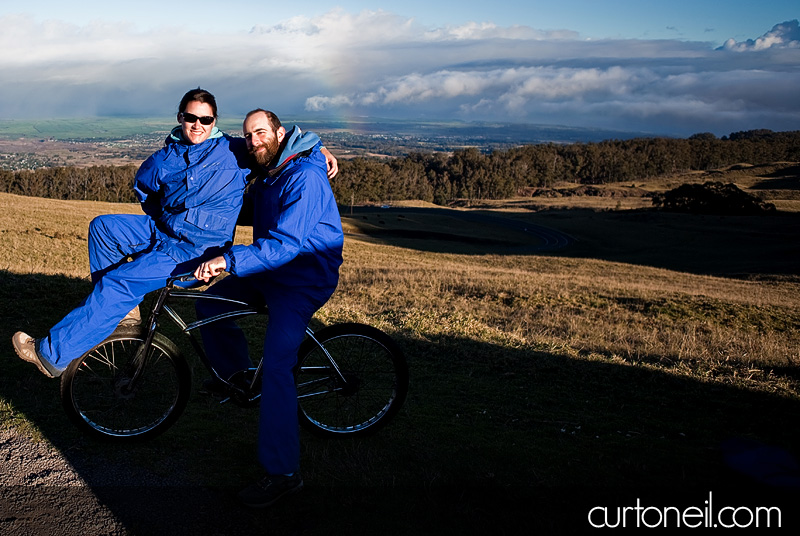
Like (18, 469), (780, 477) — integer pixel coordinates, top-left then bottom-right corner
(320, 241), (800, 379)
(0, 193), (254, 278)
(3, 190), (798, 389)
(1, 195), (131, 277)
(2, 188), (800, 531)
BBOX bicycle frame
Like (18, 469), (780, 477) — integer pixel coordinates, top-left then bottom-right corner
(133, 274), (349, 404)
(61, 272), (408, 441)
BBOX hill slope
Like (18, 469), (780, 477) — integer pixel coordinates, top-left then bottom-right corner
(1, 192), (799, 533)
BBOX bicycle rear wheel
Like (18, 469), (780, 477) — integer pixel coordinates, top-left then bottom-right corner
(60, 329), (191, 442)
(296, 323), (408, 437)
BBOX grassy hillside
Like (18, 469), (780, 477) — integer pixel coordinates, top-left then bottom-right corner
(1, 189), (799, 533)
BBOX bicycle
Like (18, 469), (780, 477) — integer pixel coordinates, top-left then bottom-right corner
(58, 273), (408, 443)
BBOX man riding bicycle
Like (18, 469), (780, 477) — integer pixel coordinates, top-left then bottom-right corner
(193, 109), (344, 508)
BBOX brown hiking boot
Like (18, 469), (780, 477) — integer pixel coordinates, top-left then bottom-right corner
(12, 332), (62, 378)
(119, 305), (142, 327)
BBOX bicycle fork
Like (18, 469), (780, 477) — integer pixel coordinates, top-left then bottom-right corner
(123, 282), (174, 392)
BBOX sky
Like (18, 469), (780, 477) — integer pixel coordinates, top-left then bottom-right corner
(1, 1), (798, 136)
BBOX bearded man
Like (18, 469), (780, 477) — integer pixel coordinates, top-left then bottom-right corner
(193, 109), (344, 508)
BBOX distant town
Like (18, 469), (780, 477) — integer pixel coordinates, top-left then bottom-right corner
(0, 117), (656, 171)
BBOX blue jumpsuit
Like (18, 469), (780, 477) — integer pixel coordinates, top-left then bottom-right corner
(38, 128), (250, 371)
(197, 127), (343, 476)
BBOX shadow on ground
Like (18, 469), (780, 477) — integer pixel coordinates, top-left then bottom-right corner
(344, 206), (800, 279)
(2, 271), (800, 534)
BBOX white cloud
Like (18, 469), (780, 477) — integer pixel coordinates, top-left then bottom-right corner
(1, 11), (799, 136)
(305, 94), (355, 111)
(306, 66), (644, 111)
(303, 58), (800, 134)
(720, 20), (800, 51)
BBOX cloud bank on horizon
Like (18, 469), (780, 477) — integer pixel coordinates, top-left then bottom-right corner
(1, 10), (798, 137)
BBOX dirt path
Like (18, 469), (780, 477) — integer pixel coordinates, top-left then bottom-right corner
(0, 427), (284, 536)
(0, 428), (126, 535)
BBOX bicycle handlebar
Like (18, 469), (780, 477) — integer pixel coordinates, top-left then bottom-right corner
(167, 272), (198, 285)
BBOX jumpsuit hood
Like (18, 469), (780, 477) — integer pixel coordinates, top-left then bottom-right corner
(269, 126), (321, 171)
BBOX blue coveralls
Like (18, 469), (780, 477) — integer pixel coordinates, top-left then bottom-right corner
(38, 128), (250, 371)
(197, 127), (344, 476)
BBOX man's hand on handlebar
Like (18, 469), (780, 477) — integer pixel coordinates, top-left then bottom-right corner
(194, 255), (227, 283)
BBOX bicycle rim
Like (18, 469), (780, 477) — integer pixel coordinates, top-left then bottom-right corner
(296, 324), (407, 437)
(62, 332), (190, 441)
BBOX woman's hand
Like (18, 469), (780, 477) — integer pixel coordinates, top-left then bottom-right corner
(320, 147), (338, 179)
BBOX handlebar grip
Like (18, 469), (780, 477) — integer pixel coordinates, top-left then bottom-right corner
(167, 272), (197, 285)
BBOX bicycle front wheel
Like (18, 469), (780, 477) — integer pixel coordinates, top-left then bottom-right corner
(296, 323), (408, 437)
(60, 329), (191, 442)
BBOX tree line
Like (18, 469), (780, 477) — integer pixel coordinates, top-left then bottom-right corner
(1, 130), (798, 205)
(334, 130), (800, 205)
(0, 165), (138, 203)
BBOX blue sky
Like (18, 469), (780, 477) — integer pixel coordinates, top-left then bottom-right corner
(1, 1), (798, 136)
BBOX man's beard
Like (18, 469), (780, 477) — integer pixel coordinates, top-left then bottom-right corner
(250, 135), (280, 166)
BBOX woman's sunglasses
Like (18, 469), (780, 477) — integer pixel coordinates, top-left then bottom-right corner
(180, 112), (215, 125)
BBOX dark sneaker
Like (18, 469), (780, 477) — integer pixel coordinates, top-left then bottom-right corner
(238, 473), (303, 508)
(199, 377), (230, 397)
(12, 332), (62, 378)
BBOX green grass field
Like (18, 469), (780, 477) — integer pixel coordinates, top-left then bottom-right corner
(0, 117), (244, 139)
(1, 174), (799, 533)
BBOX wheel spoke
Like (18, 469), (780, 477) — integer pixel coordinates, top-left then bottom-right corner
(61, 333), (190, 441)
(296, 324), (407, 437)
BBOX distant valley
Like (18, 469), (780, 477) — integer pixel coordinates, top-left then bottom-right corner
(0, 116), (656, 170)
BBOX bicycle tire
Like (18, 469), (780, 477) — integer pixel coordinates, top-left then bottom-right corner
(296, 323), (408, 437)
(60, 328), (191, 442)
